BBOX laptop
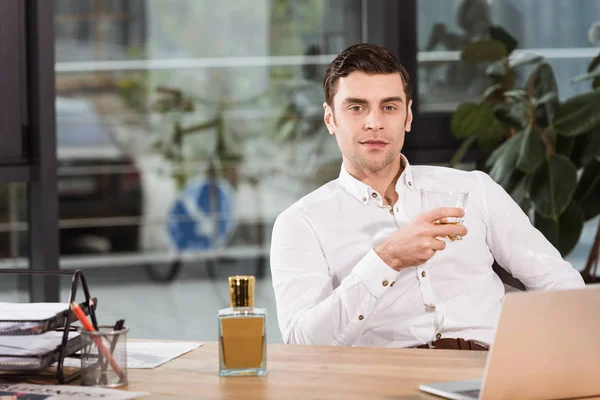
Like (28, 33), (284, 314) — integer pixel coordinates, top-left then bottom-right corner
(419, 284), (600, 400)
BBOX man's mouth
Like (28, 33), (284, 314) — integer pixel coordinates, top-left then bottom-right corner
(360, 139), (388, 149)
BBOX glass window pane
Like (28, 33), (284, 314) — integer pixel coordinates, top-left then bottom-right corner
(418, 0), (600, 112)
(54, 0), (363, 342)
(0, 183), (30, 302)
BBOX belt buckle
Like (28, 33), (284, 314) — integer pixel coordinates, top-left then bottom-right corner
(427, 340), (435, 349)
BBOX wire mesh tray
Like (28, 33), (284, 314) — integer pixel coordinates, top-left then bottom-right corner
(0, 333), (83, 371)
(0, 299), (96, 336)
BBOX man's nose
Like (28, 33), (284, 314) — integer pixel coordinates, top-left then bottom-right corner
(364, 110), (384, 130)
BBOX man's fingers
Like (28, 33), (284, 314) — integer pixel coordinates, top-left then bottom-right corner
(420, 207), (465, 223)
(431, 238), (446, 251)
(431, 223), (468, 238)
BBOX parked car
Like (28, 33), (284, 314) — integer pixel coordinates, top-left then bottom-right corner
(55, 96), (143, 254)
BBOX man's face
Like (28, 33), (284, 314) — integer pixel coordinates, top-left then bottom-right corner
(323, 71), (413, 174)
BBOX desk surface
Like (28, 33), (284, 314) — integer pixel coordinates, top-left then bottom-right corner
(123, 342), (487, 399)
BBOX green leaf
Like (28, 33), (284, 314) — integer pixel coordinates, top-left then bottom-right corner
(477, 119), (506, 152)
(501, 168), (525, 193)
(485, 53), (543, 79)
(510, 173), (532, 213)
(529, 154), (578, 219)
(553, 90), (600, 137)
(532, 92), (558, 107)
(569, 69), (600, 84)
(461, 39), (507, 63)
(449, 135), (478, 167)
(594, 77), (600, 89)
(504, 89), (527, 100)
(510, 53), (544, 68)
(451, 103), (495, 139)
(486, 132), (523, 185)
(489, 26), (518, 55)
(534, 201), (585, 256)
(493, 103), (526, 130)
(482, 84), (504, 102)
(571, 130), (600, 168)
(574, 158), (600, 220)
(528, 62), (559, 124)
(516, 125), (545, 173)
(485, 61), (505, 79)
(555, 134), (575, 158)
(588, 52), (600, 73)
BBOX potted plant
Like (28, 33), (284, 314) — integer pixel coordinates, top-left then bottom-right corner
(449, 26), (600, 283)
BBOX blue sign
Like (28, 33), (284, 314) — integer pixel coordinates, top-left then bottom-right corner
(167, 178), (236, 251)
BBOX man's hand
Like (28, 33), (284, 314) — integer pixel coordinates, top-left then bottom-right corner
(374, 207), (467, 271)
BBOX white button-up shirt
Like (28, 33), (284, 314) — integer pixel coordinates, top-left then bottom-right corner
(270, 155), (585, 348)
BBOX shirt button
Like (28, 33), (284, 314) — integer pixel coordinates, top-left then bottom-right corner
(358, 315), (364, 321)
(362, 197), (367, 202)
(408, 181), (412, 187)
(390, 281), (395, 287)
(382, 280), (389, 287)
(426, 304), (437, 312)
(421, 271), (427, 278)
(436, 333), (442, 340)
(389, 209), (394, 214)
(371, 192), (378, 198)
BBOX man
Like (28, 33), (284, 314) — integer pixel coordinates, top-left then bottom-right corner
(269, 43), (584, 350)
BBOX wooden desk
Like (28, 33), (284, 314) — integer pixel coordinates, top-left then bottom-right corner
(123, 342), (487, 399)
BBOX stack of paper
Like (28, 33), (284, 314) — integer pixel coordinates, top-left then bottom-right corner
(0, 331), (75, 356)
(0, 303), (71, 335)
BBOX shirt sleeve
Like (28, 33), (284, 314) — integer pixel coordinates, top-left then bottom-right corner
(270, 209), (400, 346)
(476, 171), (585, 290)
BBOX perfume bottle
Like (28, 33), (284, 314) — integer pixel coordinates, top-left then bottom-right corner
(218, 275), (267, 377)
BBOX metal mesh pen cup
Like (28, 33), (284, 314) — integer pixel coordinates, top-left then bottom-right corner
(80, 326), (129, 387)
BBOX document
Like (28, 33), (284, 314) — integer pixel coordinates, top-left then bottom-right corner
(0, 331), (76, 356)
(0, 303), (70, 335)
(0, 382), (147, 399)
(0, 303), (70, 321)
(126, 341), (202, 369)
(60, 341), (202, 369)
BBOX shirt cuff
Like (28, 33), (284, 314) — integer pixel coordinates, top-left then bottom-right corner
(352, 248), (401, 298)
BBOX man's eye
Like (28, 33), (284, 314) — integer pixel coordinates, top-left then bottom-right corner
(384, 105), (397, 111)
(350, 106), (363, 112)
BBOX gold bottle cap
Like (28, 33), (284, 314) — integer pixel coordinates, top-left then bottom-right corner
(228, 275), (255, 307)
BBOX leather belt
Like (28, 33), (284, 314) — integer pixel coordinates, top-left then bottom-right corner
(415, 338), (489, 351)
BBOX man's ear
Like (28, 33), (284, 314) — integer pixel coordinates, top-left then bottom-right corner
(405, 99), (413, 132)
(323, 102), (335, 135)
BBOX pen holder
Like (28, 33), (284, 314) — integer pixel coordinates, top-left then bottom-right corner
(80, 326), (129, 388)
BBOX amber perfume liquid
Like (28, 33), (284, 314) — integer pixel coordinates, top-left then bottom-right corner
(218, 307), (267, 377)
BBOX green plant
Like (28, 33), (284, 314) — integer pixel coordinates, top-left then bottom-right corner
(449, 26), (600, 282)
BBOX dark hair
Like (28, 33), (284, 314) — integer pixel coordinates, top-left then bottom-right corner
(323, 43), (412, 108)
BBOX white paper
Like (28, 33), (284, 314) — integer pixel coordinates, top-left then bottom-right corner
(126, 342), (202, 369)
(60, 341), (202, 369)
(0, 331), (77, 356)
(0, 303), (69, 321)
(0, 382), (147, 399)
(0, 303), (71, 335)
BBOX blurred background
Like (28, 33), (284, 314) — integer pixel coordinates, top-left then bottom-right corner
(1, 0), (599, 344)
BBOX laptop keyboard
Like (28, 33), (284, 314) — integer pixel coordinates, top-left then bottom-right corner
(456, 389), (481, 398)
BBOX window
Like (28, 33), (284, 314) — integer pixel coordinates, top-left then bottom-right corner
(418, 0), (600, 113)
(54, 0), (365, 340)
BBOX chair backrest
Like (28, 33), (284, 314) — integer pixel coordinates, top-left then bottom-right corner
(492, 261), (526, 291)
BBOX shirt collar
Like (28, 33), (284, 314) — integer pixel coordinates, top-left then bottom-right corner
(338, 154), (415, 205)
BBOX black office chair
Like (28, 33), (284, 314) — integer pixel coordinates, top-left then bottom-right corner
(493, 261), (526, 292)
